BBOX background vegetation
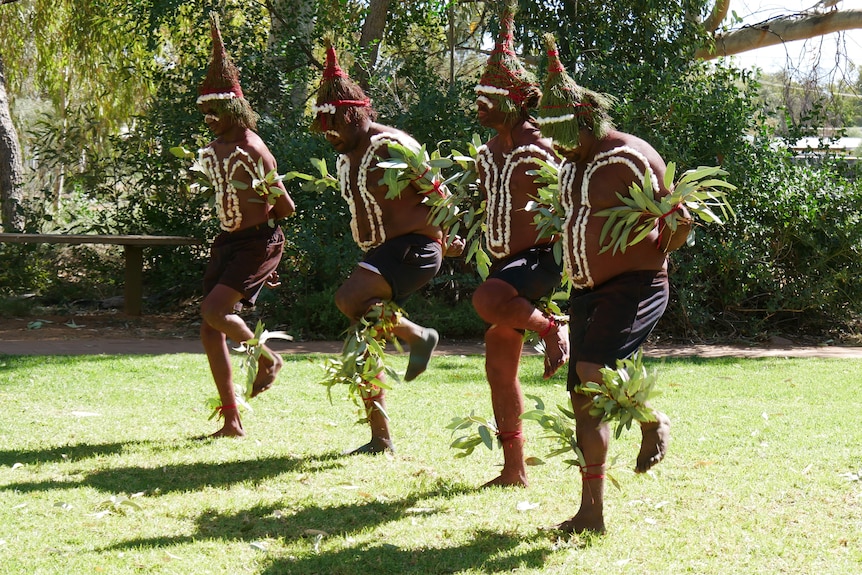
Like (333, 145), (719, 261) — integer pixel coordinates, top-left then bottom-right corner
(1, 0), (861, 343)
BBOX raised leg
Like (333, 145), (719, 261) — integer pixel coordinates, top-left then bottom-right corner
(636, 410), (671, 472)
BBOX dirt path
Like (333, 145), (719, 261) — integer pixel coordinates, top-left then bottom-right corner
(3, 312), (862, 358)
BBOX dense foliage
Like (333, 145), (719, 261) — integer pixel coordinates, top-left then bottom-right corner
(2, 0), (860, 343)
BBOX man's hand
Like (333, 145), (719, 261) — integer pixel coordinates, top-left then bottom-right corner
(444, 235), (466, 258)
(264, 271), (281, 289)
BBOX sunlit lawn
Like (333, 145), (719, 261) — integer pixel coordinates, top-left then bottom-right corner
(1, 350), (860, 574)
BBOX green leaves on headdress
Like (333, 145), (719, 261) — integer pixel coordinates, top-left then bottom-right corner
(474, 1), (540, 123)
(537, 33), (615, 150)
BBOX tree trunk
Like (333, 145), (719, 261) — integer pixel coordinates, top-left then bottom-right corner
(0, 53), (24, 232)
(697, 8), (862, 60)
(267, 0), (316, 108)
(353, 0), (392, 90)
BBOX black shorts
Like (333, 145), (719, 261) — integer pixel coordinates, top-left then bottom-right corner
(361, 234), (443, 303)
(566, 269), (669, 391)
(203, 224), (285, 308)
(488, 244), (563, 302)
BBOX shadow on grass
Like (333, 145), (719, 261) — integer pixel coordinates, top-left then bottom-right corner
(102, 484), (556, 573)
(0, 440), (140, 466)
(0, 442), (344, 495)
(258, 528), (552, 575)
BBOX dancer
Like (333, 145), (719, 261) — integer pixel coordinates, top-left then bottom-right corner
(311, 40), (458, 454)
(196, 13), (295, 437)
(536, 33), (687, 533)
(470, 3), (569, 488)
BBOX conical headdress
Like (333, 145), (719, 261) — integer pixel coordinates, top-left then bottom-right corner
(311, 38), (373, 133)
(197, 12), (244, 104)
(474, 1), (541, 122)
(536, 33), (615, 150)
(196, 12), (257, 130)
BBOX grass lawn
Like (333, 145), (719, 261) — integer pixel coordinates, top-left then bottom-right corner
(1, 350), (860, 574)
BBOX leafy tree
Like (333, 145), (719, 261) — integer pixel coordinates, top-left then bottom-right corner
(2, 0), (861, 341)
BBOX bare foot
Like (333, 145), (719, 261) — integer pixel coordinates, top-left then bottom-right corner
(207, 421), (245, 438)
(542, 321), (569, 379)
(344, 437), (395, 455)
(251, 350), (283, 398)
(553, 513), (606, 535)
(636, 411), (670, 472)
(405, 328), (438, 382)
(481, 472), (528, 489)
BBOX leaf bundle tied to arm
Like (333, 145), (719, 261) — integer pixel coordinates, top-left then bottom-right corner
(376, 134), (492, 279)
(596, 163), (736, 255)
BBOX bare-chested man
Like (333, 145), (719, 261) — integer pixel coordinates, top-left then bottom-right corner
(470, 3), (569, 488)
(537, 34), (688, 533)
(196, 13), (295, 437)
(311, 41), (460, 454)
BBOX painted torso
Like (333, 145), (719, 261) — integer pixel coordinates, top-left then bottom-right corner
(337, 131), (431, 251)
(477, 143), (558, 259)
(560, 144), (666, 288)
(198, 145), (257, 232)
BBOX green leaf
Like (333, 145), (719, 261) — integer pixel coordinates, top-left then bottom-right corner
(478, 425), (494, 450)
(169, 145), (194, 159)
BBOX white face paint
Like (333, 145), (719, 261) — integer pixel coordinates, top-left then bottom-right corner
(476, 95), (495, 110)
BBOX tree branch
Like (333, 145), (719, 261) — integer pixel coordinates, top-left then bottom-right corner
(702, 0), (731, 34)
(697, 8), (862, 59)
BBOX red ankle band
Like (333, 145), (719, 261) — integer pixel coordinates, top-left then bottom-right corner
(579, 462), (605, 480)
(497, 430), (523, 442)
(218, 404), (237, 412)
(538, 315), (556, 339)
(582, 473), (605, 480)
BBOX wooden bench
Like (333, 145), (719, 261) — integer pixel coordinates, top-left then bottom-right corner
(0, 233), (203, 316)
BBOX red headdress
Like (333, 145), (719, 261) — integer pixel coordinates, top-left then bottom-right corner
(310, 39), (373, 132)
(474, 1), (540, 122)
(197, 12), (244, 104)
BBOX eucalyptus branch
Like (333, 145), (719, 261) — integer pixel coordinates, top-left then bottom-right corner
(318, 302), (404, 424)
(595, 163), (736, 255)
(292, 157), (339, 192)
(445, 412), (499, 457)
(170, 145), (215, 202)
(170, 144), (309, 227)
(523, 157), (573, 289)
(524, 157), (564, 243)
(376, 134), (492, 279)
(577, 349), (659, 439)
(205, 320), (293, 420)
(520, 394), (622, 490)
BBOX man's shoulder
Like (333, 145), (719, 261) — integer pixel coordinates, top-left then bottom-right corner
(371, 125), (420, 149)
(599, 131), (658, 157)
(212, 129), (269, 155)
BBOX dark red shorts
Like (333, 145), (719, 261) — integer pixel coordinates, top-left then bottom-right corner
(203, 224), (285, 308)
(566, 269), (669, 391)
(361, 233), (443, 304)
(488, 243), (563, 302)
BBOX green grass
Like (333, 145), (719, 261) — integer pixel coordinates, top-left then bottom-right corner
(1, 351), (861, 574)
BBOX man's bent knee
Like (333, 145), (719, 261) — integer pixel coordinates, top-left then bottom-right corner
(472, 279), (515, 322)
